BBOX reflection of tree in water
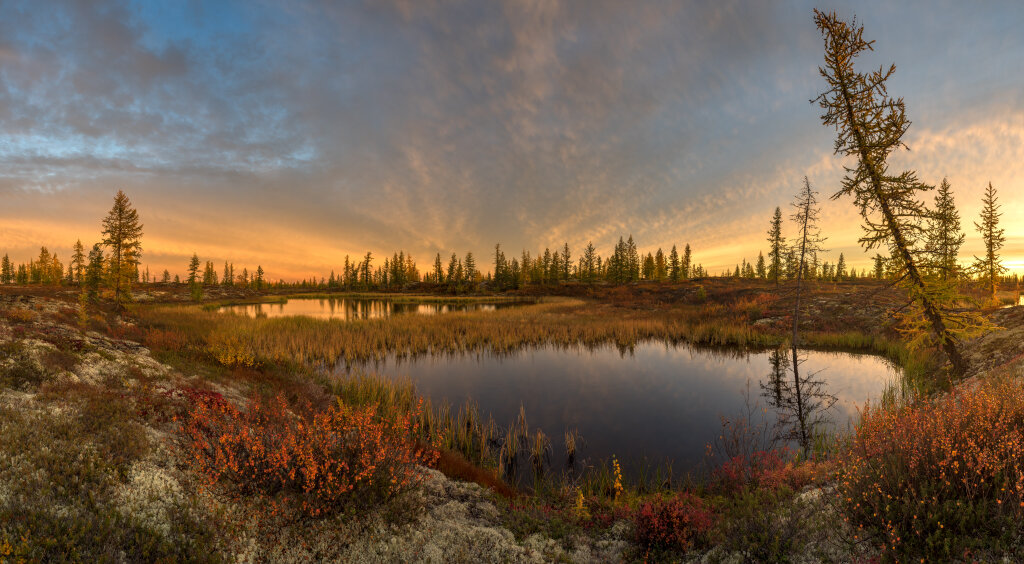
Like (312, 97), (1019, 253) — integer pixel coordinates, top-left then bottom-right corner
(761, 346), (837, 455)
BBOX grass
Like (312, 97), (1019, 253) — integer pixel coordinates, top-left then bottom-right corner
(135, 294), (911, 369)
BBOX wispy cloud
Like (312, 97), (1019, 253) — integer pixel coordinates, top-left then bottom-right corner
(0, 0), (1021, 278)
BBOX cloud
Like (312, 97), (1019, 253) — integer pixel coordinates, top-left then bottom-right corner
(0, 0), (1022, 279)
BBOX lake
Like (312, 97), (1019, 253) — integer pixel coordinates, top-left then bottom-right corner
(342, 342), (898, 477)
(219, 296), (523, 320)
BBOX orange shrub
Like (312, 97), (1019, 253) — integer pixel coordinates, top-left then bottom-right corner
(142, 328), (188, 353)
(3, 308), (36, 323)
(181, 392), (438, 519)
(838, 378), (1024, 559)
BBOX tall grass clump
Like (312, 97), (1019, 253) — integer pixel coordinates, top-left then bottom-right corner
(837, 377), (1024, 559)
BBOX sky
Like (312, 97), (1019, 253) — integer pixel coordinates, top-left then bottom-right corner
(1, 0), (1022, 281)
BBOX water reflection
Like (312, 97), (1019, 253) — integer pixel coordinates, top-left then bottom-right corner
(341, 342), (897, 475)
(220, 297), (518, 320)
(760, 347), (837, 456)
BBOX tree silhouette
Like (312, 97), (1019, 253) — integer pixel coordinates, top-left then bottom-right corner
(813, 9), (985, 375)
(973, 182), (1006, 301)
(101, 191), (143, 309)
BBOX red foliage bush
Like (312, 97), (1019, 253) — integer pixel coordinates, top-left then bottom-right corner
(181, 392), (438, 519)
(838, 378), (1024, 559)
(634, 492), (715, 551)
(712, 448), (819, 495)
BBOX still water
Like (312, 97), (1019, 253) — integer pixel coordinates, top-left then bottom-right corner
(219, 297), (520, 320)
(345, 342), (898, 475)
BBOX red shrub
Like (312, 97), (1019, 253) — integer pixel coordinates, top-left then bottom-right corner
(181, 392), (438, 518)
(712, 448), (820, 495)
(634, 492), (715, 551)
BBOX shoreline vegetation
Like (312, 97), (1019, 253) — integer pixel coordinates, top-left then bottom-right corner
(2, 277), (1023, 561)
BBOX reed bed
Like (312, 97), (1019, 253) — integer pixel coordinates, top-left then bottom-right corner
(136, 298), (892, 369)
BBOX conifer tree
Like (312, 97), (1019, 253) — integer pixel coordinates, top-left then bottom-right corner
(668, 245), (680, 282)
(71, 240), (86, 285)
(187, 253), (201, 286)
(972, 182), (1006, 301)
(0, 254), (11, 284)
(360, 252), (373, 288)
(464, 252), (477, 283)
(767, 207), (786, 286)
(682, 244), (692, 279)
(790, 177), (828, 347)
(626, 236), (640, 282)
(582, 242), (598, 284)
(813, 10), (984, 374)
(654, 248), (667, 281)
(756, 252), (767, 279)
(84, 244), (105, 303)
(162, 269), (171, 283)
(255, 265), (265, 290)
(560, 243), (571, 281)
(101, 190), (143, 309)
(926, 178), (965, 281)
(187, 253), (202, 301)
(433, 253), (444, 284)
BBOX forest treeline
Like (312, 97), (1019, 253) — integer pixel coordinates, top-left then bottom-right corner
(0, 180), (1017, 297)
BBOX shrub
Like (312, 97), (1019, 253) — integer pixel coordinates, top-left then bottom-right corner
(712, 448), (820, 496)
(206, 331), (258, 368)
(181, 392), (438, 519)
(3, 308), (36, 323)
(837, 378), (1024, 559)
(634, 491), (715, 551)
(143, 328), (189, 353)
(0, 344), (50, 391)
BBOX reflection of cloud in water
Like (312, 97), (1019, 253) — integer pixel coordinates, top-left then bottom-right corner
(341, 341), (898, 474)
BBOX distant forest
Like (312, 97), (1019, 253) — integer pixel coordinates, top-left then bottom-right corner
(1, 179), (1017, 296)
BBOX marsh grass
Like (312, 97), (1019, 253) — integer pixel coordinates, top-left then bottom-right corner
(136, 298), (907, 370)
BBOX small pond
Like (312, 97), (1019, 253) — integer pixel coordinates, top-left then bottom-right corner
(219, 297), (523, 320)
(340, 342), (899, 477)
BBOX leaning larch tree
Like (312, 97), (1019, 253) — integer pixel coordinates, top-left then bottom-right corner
(812, 10), (988, 376)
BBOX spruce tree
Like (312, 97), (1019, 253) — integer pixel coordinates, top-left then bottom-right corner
(681, 244), (692, 279)
(101, 190), (143, 309)
(668, 245), (680, 282)
(71, 240), (86, 285)
(561, 243), (571, 281)
(972, 182), (1006, 301)
(433, 253), (444, 284)
(582, 242), (597, 284)
(464, 252), (477, 283)
(836, 253), (847, 280)
(756, 252), (767, 279)
(626, 236), (640, 282)
(813, 10), (985, 374)
(767, 206), (786, 286)
(655, 248), (667, 281)
(926, 178), (965, 281)
(187, 253), (201, 286)
(0, 254), (11, 284)
(84, 244), (105, 303)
